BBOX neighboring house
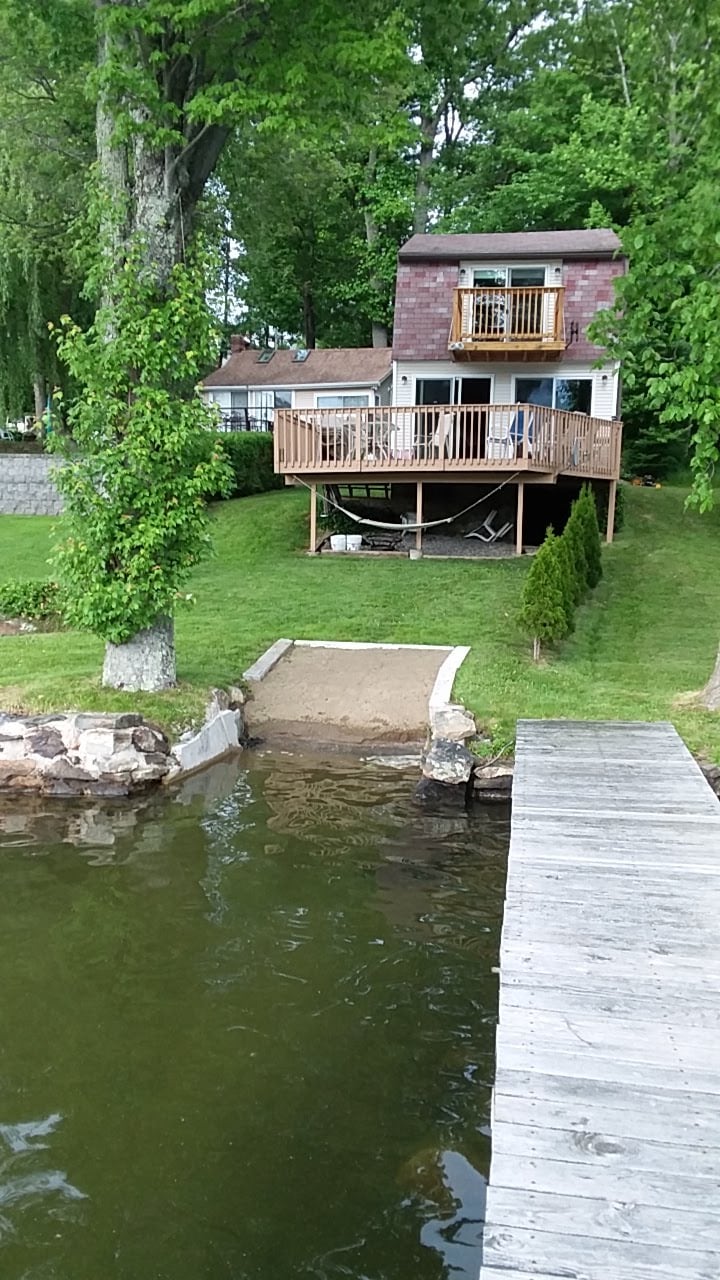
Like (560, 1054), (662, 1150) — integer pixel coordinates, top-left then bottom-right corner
(203, 339), (393, 431)
(273, 229), (626, 556)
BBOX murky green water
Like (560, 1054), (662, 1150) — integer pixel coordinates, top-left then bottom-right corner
(0, 754), (508, 1279)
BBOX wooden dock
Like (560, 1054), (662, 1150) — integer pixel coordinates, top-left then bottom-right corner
(480, 719), (720, 1280)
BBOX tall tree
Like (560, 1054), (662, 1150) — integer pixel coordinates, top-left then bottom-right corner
(50, 0), (404, 689)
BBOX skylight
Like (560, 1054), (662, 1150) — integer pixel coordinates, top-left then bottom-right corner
(292, 349), (310, 362)
(257, 350), (275, 363)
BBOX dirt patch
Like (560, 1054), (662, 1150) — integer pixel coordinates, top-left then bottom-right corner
(0, 619), (36, 636)
(245, 644), (451, 746)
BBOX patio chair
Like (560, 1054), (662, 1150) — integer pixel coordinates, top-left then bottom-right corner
(464, 510), (514, 543)
(485, 418), (515, 460)
(432, 410), (456, 458)
(510, 408), (535, 457)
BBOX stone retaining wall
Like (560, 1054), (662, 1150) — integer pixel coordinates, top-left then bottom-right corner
(0, 454), (63, 515)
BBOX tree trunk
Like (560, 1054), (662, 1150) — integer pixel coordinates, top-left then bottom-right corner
(302, 281), (316, 348)
(33, 375), (45, 423)
(413, 113), (438, 235)
(363, 149), (389, 347)
(700, 644), (720, 710)
(532, 636), (541, 663)
(103, 617), (176, 691)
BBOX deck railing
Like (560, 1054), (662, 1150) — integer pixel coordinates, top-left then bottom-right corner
(275, 404), (622, 479)
(450, 286), (565, 348)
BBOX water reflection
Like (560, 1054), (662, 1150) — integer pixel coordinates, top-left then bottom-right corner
(0, 751), (507, 1279)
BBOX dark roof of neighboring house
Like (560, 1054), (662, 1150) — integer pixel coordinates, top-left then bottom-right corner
(398, 229), (623, 262)
(203, 347), (393, 388)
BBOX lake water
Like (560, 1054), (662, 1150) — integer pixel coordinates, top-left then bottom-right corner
(0, 754), (508, 1279)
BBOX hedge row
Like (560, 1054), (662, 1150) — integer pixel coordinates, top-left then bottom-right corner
(0, 579), (65, 621)
(211, 431), (283, 499)
(518, 485), (603, 661)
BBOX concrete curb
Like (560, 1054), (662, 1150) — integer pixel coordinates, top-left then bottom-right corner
(243, 638), (294, 683)
(168, 709), (243, 779)
(429, 646), (471, 712)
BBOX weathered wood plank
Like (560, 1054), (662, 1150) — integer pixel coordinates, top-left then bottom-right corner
(479, 720), (720, 1280)
(490, 1146), (720, 1212)
(495, 1031), (720, 1094)
(485, 1186), (720, 1249)
(482, 1225), (720, 1280)
(492, 1118), (720, 1173)
(500, 982), (720, 1029)
(493, 1069), (720, 1118)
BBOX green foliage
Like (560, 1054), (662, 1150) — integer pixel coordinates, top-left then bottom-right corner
(560, 504), (588, 607)
(519, 489), (605, 661)
(0, 578), (64, 621)
(517, 528), (572, 658)
(213, 432), (283, 499)
(576, 485), (603, 589)
(49, 246), (233, 645)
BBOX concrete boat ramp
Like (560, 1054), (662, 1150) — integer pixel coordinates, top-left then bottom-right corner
(481, 719), (720, 1280)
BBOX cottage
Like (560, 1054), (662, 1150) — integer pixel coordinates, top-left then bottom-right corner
(203, 339), (393, 431)
(273, 229), (625, 555)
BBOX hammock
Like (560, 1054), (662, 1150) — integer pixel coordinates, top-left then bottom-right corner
(309, 471), (520, 533)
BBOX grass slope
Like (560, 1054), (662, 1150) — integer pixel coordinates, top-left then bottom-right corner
(0, 485), (719, 758)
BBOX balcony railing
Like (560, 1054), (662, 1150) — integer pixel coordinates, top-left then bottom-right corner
(449, 286), (565, 354)
(275, 404), (621, 479)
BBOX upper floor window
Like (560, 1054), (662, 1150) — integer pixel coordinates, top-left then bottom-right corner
(471, 266), (548, 288)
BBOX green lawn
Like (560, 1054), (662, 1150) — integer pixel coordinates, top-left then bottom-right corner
(1, 484), (719, 760)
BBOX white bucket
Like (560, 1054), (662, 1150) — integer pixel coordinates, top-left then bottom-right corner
(346, 534), (362, 552)
(329, 534), (347, 552)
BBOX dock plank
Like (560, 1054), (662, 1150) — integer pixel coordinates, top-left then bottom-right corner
(479, 719), (720, 1280)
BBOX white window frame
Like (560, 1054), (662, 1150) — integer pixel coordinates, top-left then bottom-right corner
(411, 374), (495, 405)
(313, 391), (371, 408)
(512, 374), (594, 415)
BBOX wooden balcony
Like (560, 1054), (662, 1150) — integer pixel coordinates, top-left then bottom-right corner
(449, 286), (565, 360)
(275, 404), (622, 482)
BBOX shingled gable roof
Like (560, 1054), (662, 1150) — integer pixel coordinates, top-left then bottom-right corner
(398, 229), (623, 262)
(203, 347), (393, 389)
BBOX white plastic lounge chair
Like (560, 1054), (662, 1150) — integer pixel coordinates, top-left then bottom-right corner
(464, 511), (514, 543)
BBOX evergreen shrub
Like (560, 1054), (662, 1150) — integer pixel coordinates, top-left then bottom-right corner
(517, 528), (572, 660)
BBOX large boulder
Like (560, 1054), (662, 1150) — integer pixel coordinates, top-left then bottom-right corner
(415, 739), (476, 809)
(422, 738), (476, 785)
(429, 703), (477, 743)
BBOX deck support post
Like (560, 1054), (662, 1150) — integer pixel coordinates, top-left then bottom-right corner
(416, 480), (423, 553)
(516, 480), (525, 556)
(605, 479), (617, 544)
(309, 482), (318, 554)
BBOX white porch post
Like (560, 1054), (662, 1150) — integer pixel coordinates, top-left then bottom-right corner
(416, 480), (423, 553)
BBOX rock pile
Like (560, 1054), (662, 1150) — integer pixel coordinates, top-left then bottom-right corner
(0, 712), (173, 797)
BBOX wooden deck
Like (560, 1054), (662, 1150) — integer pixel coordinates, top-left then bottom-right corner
(275, 403), (622, 482)
(481, 719), (720, 1280)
